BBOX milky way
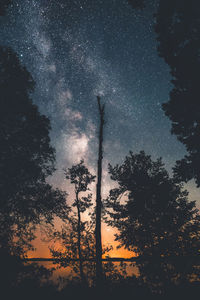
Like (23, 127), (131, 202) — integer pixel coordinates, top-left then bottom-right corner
(0, 0), (199, 205)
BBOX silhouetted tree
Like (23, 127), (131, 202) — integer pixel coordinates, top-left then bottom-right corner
(106, 151), (200, 294)
(0, 247), (53, 298)
(63, 160), (95, 284)
(0, 0), (11, 16)
(0, 47), (69, 256)
(155, 0), (200, 186)
(95, 96), (105, 287)
(50, 218), (125, 292)
(50, 160), (117, 287)
(50, 215), (96, 285)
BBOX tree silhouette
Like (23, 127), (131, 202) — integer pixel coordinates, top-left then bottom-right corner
(63, 160), (95, 284)
(0, 247), (53, 299)
(95, 96), (105, 287)
(50, 214), (96, 285)
(50, 216), (123, 291)
(0, 47), (69, 256)
(50, 160), (118, 287)
(155, 0), (200, 186)
(106, 151), (200, 294)
(0, 0), (11, 16)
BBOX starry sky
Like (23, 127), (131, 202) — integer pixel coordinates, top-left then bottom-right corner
(1, 0), (200, 256)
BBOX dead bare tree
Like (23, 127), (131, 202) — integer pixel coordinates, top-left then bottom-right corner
(95, 96), (105, 287)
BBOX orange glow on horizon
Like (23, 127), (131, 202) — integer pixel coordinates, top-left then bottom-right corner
(28, 225), (136, 259)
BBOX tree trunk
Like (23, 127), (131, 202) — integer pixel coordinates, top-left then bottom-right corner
(95, 96), (105, 287)
(76, 192), (86, 285)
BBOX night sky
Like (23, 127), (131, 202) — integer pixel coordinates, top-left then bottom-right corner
(1, 0), (200, 255)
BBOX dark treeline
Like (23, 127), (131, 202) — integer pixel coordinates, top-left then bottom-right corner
(0, 1), (70, 298)
(1, 1), (200, 299)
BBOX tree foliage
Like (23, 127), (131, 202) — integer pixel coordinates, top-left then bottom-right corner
(50, 161), (116, 285)
(0, 47), (69, 255)
(106, 151), (200, 293)
(155, 0), (200, 186)
(0, 0), (11, 16)
(65, 160), (96, 198)
(55, 161), (95, 284)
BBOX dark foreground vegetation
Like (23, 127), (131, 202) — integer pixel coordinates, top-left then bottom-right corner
(1, 255), (200, 300)
(1, 1), (200, 299)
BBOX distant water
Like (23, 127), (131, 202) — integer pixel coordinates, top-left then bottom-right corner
(25, 261), (139, 289)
